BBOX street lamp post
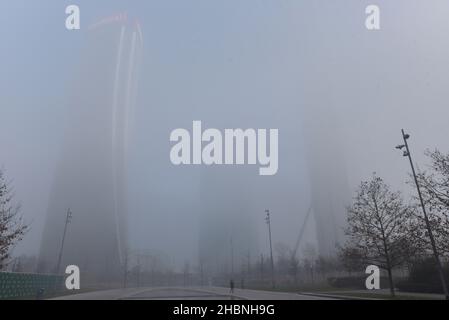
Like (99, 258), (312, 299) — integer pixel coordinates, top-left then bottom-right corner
(396, 129), (449, 300)
(265, 209), (275, 289)
(123, 250), (129, 288)
(56, 208), (72, 274)
(230, 237), (234, 279)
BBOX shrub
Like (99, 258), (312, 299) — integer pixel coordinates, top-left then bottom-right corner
(396, 259), (449, 294)
(328, 276), (391, 289)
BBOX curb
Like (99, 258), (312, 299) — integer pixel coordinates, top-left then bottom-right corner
(298, 292), (381, 300)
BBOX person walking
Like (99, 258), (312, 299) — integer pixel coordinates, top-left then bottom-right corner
(229, 279), (234, 294)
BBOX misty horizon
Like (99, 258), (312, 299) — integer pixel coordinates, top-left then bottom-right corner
(2, 0), (449, 275)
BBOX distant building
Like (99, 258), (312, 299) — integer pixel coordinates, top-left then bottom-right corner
(38, 14), (142, 281)
(197, 168), (258, 279)
(302, 102), (350, 257)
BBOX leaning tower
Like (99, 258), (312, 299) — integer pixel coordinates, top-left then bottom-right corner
(38, 14), (142, 282)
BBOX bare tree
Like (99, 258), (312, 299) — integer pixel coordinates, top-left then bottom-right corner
(0, 169), (28, 270)
(416, 149), (449, 257)
(274, 242), (291, 275)
(183, 261), (190, 286)
(288, 255), (300, 286)
(341, 174), (417, 297)
(302, 243), (317, 283)
(339, 247), (365, 275)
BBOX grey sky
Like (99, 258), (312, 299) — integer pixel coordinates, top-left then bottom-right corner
(1, 1), (449, 269)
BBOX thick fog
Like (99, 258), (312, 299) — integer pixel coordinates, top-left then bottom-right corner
(1, 0), (449, 273)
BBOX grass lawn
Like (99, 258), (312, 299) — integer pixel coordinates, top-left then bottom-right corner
(320, 291), (438, 300)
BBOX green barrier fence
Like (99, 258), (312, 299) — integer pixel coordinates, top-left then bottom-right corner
(0, 272), (63, 299)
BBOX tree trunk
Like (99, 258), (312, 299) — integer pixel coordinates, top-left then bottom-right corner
(386, 266), (395, 297)
(373, 197), (396, 297)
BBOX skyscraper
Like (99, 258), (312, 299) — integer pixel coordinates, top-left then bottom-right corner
(302, 101), (350, 257)
(38, 14), (142, 281)
(198, 167), (258, 279)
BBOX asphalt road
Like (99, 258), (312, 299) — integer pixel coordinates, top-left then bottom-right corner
(52, 286), (336, 300)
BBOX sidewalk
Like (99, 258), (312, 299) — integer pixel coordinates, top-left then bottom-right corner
(300, 289), (446, 300)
